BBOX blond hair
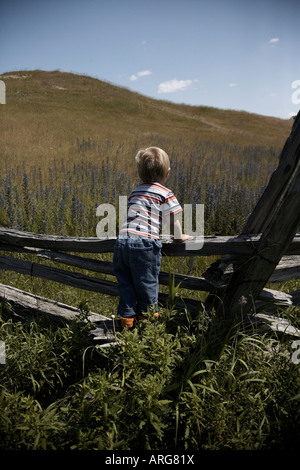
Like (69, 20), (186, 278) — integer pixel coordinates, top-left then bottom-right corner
(135, 147), (170, 183)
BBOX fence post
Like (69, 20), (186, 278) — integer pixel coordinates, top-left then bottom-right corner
(211, 111), (300, 323)
(242, 111), (300, 235)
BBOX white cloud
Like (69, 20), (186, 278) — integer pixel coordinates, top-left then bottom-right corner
(229, 83), (238, 87)
(130, 70), (152, 81)
(269, 37), (279, 44)
(137, 70), (152, 77)
(157, 79), (192, 94)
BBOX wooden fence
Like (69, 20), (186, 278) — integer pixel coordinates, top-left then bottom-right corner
(0, 228), (299, 344)
(0, 111), (300, 344)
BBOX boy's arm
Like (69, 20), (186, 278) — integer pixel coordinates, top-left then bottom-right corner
(168, 213), (191, 242)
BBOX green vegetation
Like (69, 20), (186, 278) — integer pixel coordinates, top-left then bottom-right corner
(0, 297), (299, 450)
(0, 70), (299, 450)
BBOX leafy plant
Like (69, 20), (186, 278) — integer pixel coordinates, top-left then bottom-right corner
(0, 298), (300, 450)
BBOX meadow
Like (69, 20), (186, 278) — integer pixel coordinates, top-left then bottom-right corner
(0, 70), (299, 450)
(1, 136), (278, 237)
(0, 136), (283, 309)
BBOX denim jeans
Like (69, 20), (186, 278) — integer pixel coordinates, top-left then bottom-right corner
(113, 236), (162, 318)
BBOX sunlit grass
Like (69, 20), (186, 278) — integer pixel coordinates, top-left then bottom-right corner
(0, 69), (292, 170)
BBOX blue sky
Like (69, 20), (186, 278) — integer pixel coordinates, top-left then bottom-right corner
(1, 0), (300, 119)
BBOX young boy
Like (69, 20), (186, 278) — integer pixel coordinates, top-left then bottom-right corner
(113, 147), (190, 328)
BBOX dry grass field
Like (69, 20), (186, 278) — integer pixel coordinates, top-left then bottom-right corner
(0, 69), (292, 171)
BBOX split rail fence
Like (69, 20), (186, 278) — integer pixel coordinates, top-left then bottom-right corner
(0, 112), (300, 344)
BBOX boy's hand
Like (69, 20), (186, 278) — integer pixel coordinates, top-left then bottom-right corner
(172, 234), (193, 242)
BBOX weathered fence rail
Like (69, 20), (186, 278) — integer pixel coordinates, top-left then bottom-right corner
(1, 229), (300, 256)
(0, 230), (299, 290)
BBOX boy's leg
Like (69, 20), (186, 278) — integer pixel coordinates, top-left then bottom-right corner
(128, 238), (162, 319)
(113, 239), (136, 326)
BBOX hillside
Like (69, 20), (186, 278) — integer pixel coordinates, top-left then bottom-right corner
(0, 69), (293, 169)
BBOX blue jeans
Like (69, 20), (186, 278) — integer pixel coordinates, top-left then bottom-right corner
(113, 236), (162, 318)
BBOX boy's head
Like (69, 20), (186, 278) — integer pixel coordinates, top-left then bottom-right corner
(135, 147), (170, 184)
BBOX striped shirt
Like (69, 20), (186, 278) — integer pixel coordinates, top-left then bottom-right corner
(120, 182), (183, 239)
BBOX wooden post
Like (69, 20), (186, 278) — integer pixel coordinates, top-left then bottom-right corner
(242, 112), (300, 235)
(213, 111), (300, 322)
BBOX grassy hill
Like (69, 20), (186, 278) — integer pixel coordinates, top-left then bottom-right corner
(0, 69), (293, 169)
